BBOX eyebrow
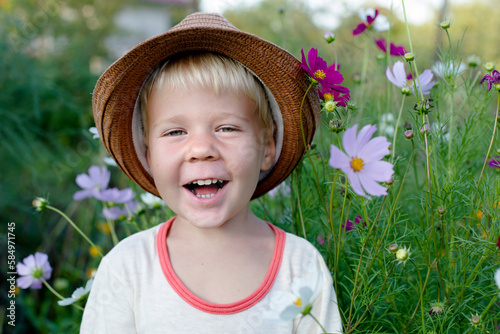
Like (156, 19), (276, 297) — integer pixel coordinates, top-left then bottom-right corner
(152, 111), (252, 126)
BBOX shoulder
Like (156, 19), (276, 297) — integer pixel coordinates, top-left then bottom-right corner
(279, 231), (331, 281)
(100, 223), (164, 268)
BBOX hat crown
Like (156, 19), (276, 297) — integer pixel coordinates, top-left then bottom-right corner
(170, 12), (238, 33)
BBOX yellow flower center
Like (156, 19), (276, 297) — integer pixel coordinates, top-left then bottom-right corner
(314, 70), (326, 80)
(323, 92), (333, 100)
(294, 297), (302, 307)
(351, 157), (364, 172)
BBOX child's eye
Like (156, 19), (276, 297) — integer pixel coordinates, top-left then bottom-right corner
(218, 126), (237, 133)
(164, 129), (185, 136)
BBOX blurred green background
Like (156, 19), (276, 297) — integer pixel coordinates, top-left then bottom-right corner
(0, 0), (498, 332)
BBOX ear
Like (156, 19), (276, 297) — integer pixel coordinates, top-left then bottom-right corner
(260, 128), (276, 171)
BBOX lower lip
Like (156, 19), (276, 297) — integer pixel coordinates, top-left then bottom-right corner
(184, 183), (228, 205)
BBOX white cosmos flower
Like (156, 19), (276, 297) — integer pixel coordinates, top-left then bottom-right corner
(58, 279), (93, 306)
(494, 268), (500, 296)
(432, 61), (467, 79)
(140, 192), (166, 208)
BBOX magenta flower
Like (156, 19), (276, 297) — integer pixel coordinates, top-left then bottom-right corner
(300, 48), (349, 95)
(329, 124), (394, 198)
(481, 70), (500, 91)
(319, 86), (350, 106)
(73, 165), (111, 201)
(353, 8), (389, 35)
(94, 187), (134, 204)
(342, 216), (366, 231)
(375, 38), (406, 56)
(17, 252), (52, 289)
(488, 157), (500, 168)
(317, 235), (325, 244)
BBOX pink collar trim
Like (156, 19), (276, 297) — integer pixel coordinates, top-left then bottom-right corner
(156, 217), (285, 315)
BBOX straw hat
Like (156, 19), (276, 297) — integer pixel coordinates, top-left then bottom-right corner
(93, 12), (320, 199)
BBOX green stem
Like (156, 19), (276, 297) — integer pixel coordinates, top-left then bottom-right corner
(391, 94), (406, 162)
(447, 90), (455, 177)
(308, 312), (328, 334)
(474, 92), (500, 204)
(47, 205), (103, 258)
(42, 278), (85, 311)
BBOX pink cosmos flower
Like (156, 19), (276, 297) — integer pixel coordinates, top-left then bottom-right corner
(300, 48), (349, 95)
(353, 8), (390, 35)
(386, 61), (436, 95)
(73, 165), (111, 201)
(375, 38), (406, 57)
(17, 252), (52, 289)
(481, 70), (500, 91)
(329, 124), (394, 198)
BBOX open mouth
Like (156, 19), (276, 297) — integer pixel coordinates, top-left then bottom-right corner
(184, 179), (228, 199)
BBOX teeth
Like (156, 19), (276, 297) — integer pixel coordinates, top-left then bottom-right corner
(190, 179), (223, 186)
(196, 193), (216, 199)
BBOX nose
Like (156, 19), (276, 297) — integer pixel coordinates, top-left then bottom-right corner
(185, 132), (220, 162)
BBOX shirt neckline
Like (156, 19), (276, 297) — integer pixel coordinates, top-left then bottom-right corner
(156, 217), (285, 315)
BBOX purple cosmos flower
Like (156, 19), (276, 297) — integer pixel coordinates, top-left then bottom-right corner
(94, 187), (134, 204)
(329, 124), (394, 198)
(375, 38), (406, 57)
(102, 206), (123, 220)
(73, 165), (111, 201)
(17, 252), (52, 289)
(489, 157), (500, 168)
(353, 8), (390, 35)
(412, 69), (437, 96)
(317, 235), (325, 244)
(300, 48), (349, 95)
(481, 70), (500, 91)
(342, 215), (366, 231)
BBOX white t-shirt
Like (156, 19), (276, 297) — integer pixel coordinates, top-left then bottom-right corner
(81, 217), (343, 333)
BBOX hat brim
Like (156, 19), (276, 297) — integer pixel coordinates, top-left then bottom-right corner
(93, 13), (320, 199)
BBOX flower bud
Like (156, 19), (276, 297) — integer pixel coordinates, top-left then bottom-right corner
(439, 20), (450, 30)
(329, 119), (345, 133)
(388, 244), (399, 253)
(33, 197), (49, 211)
(324, 31), (335, 44)
(404, 130), (414, 139)
(404, 53), (414, 62)
(352, 73), (361, 84)
(429, 303), (444, 315)
(484, 62), (495, 72)
(376, 54), (386, 62)
(437, 206), (445, 215)
(396, 248), (408, 261)
(466, 55), (480, 68)
(347, 101), (358, 111)
(414, 99), (434, 114)
(324, 100), (337, 113)
(385, 178), (394, 185)
(495, 83), (500, 91)
(401, 86), (411, 96)
(470, 314), (481, 325)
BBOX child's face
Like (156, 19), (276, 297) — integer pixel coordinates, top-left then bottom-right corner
(146, 85), (276, 229)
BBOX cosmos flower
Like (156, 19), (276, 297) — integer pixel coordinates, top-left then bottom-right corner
(386, 61), (436, 95)
(481, 70), (500, 91)
(58, 279), (93, 307)
(488, 157), (500, 169)
(375, 38), (406, 56)
(73, 165), (111, 201)
(300, 48), (349, 95)
(432, 61), (467, 79)
(17, 252), (52, 289)
(353, 8), (390, 35)
(342, 215), (365, 231)
(140, 192), (166, 209)
(329, 124), (394, 198)
(267, 266), (323, 321)
(93, 187), (134, 204)
(319, 86), (350, 106)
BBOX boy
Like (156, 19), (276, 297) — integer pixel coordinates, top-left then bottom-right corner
(81, 12), (342, 333)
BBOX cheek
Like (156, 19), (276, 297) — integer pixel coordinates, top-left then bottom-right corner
(225, 140), (264, 178)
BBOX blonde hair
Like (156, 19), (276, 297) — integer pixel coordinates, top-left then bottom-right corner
(140, 52), (273, 140)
